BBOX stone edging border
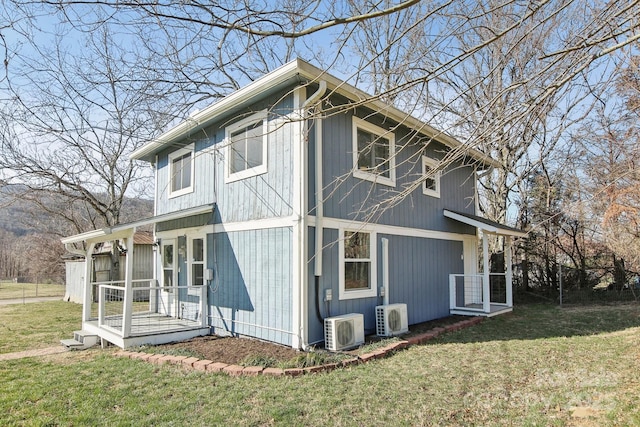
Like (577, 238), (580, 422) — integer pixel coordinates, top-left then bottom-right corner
(113, 317), (484, 377)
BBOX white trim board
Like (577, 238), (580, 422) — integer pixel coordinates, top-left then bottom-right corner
(147, 213), (480, 246)
(308, 216), (476, 243)
(131, 59), (499, 169)
(443, 209), (527, 237)
(62, 205), (214, 245)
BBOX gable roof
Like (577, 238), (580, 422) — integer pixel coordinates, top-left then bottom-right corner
(131, 58), (498, 168)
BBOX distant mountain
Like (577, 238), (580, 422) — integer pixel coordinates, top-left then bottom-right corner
(0, 184), (153, 237)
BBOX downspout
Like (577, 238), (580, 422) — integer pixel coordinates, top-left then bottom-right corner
(382, 238), (390, 306)
(301, 81), (327, 326)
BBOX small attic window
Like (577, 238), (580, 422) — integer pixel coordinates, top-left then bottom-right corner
(422, 156), (441, 198)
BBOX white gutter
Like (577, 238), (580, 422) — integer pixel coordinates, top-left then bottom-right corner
(302, 81), (328, 277)
(130, 60), (304, 161)
(132, 58), (497, 169)
(61, 204), (215, 245)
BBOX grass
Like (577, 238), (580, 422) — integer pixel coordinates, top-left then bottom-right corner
(1, 302), (639, 425)
(0, 301), (82, 353)
(0, 281), (65, 300)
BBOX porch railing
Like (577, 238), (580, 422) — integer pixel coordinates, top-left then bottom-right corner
(93, 280), (207, 338)
(449, 273), (512, 313)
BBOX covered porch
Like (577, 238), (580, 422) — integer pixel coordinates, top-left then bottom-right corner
(444, 210), (527, 317)
(61, 205), (214, 348)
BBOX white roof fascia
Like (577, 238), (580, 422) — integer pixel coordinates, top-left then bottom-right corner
(294, 61), (499, 169)
(443, 209), (527, 238)
(61, 204), (214, 245)
(130, 61), (304, 161)
(61, 229), (112, 245)
(132, 58), (497, 168)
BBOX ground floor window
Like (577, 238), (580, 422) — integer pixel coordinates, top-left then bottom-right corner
(191, 237), (205, 286)
(339, 229), (377, 300)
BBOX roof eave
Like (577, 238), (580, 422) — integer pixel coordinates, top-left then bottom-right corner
(132, 58), (497, 168)
(130, 60), (305, 162)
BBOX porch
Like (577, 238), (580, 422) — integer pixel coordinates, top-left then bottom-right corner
(60, 205), (215, 349)
(449, 273), (513, 317)
(444, 209), (527, 318)
(81, 280), (209, 348)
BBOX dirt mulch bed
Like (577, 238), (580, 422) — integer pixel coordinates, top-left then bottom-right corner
(154, 315), (470, 366)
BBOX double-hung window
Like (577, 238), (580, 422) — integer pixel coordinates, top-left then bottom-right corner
(188, 236), (206, 296)
(422, 156), (441, 198)
(339, 230), (377, 300)
(168, 144), (194, 198)
(352, 117), (396, 187)
(226, 111), (268, 182)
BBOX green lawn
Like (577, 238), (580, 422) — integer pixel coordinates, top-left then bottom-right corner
(0, 281), (65, 300)
(1, 303), (639, 426)
(0, 301), (82, 353)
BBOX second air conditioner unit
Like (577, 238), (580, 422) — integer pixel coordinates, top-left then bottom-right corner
(376, 303), (408, 337)
(324, 313), (365, 351)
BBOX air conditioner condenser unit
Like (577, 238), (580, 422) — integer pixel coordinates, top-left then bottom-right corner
(376, 303), (408, 337)
(324, 313), (365, 351)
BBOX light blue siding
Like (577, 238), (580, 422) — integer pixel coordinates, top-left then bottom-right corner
(312, 101), (476, 234)
(155, 91), (296, 222)
(382, 234), (464, 323)
(208, 227), (293, 346)
(307, 228), (464, 344)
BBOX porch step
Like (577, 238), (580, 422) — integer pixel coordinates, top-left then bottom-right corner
(60, 330), (99, 350)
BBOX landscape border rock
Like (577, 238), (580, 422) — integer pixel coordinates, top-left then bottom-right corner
(113, 316), (484, 377)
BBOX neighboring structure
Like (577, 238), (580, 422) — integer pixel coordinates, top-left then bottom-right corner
(61, 59), (525, 349)
(64, 232), (154, 304)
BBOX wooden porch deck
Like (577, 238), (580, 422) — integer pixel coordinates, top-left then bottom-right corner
(450, 304), (513, 318)
(83, 312), (210, 348)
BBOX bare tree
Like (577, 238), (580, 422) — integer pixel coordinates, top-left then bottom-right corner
(576, 59), (640, 276)
(2, 0), (639, 253)
(0, 21), (176, 233)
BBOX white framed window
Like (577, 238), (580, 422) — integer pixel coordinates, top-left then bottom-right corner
(188, 235), (206, 296)
(422, 156), (441, 198)
(168, 144), (195, 198)
(338, 229), (377, 300)
(161, 240), (175, 293)
(226, 111), (268, 183)
(352, 116), (396, 187)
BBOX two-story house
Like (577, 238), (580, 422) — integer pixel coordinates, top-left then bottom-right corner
(61, 59), (524, 350)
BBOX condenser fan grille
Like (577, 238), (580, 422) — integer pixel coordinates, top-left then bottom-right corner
(387, 309), (401, 331)
(337, 321), (354, 346)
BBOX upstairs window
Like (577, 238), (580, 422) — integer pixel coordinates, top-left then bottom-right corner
(168, 144), (194, 198)
(352, 117), (396, 187)
(422, 156), (441, 198)
(226, 111), (268, 182)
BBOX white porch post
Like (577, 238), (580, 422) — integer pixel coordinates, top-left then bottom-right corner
(122, 233), (135, 337)
(505, 236), (513, 307)
(482, 231), (490, 313)
(449, 274), (456, 310)
(82, 242), (96, 323)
